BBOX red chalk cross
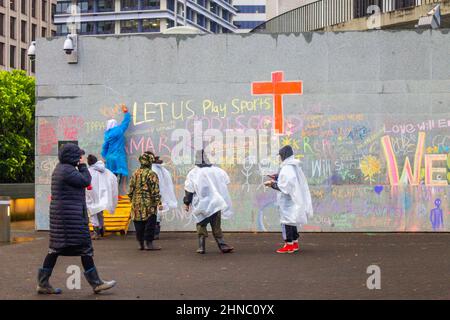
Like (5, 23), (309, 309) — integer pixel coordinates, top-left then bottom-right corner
(252, 71), (303, 134)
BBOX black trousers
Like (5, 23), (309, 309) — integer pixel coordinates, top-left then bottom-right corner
(42, 254), (95, 271)
(283, 225), (299, 243)
(134, 214), (157, 242)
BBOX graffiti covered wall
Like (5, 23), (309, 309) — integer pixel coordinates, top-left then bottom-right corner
(35, 31), (450, 231)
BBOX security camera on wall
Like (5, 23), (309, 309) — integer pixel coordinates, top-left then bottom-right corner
(63, 34), (78, 64)
(27, 41), (36, 61)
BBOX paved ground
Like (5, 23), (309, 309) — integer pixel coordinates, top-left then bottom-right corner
(1, 221), (450, 300)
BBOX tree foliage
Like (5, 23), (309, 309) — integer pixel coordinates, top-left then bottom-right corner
(0, 70), (35, 183)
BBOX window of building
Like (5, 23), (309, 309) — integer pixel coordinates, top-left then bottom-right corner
(222, 10), (230, 22)
(233, 20), (264, 29)
(32, 23), (36, 40)
(10, 45), (16, 68)
(121, 0), (138, 11)
(167, 0), (174, 11)
(97, 0), (114, 12)
(42, 0), (47, 21)
(0, 13), (4, 36)
(52, 3), (56, 22)
(56, 0), (71, 14)
(10, 0), (15, 10)
(197, 13), (205, 27)
(21, 0), (26, 14)
(80, 21), (95, 34)
(186, 8), (194, 22)
(0, 42), (4, 66)
(31, 0), (36, 17)
(210, 21), (218, 33)
(120, 19), (138, 33)
(210, 3), (219, 15)
(395, 0), (415, 9)
(142, 0), (160, 9)
(197, 0), (206, 8)
(56, 23), (69, 36)
(51, 30), (56, 36)
(20, 48), (26, 70)
(21, 20), (26, 42)
(97, 21), (115, 34)
(10, 17), (16, 39)
(0, 0), (4, 7)
(42, 27), (47, 37)
(234, 5), (266, 14)
(142, 18), (160, 32)
(77, 0), (95, 13)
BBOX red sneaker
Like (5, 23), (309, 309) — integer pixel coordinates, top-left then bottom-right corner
(276, 243), (294, 254)
(292, 240), (300, 252)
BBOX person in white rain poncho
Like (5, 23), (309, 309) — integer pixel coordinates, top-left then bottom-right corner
(86, 155), (118, 240)
(148, 153), (177, 239)
(183, 150), (234, 254)
(264, 145), (313, 254)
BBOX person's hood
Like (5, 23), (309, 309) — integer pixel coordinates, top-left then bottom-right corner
(281, 155), (300, 168)
(59, 143), (83, 166)
(90, 160), (106, 173)
(106, 119), (118, 131)
(195, 150), (212, 168)
(279, 145), (294, 162)
(139, 152), (155, 168)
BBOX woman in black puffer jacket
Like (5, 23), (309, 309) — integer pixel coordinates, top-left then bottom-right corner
(37, 143), (116, 295)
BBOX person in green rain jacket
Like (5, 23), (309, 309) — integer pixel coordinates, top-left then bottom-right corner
(128, 152), (162, 251)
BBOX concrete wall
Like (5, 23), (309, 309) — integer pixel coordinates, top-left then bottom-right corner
(35, 31), (450, 232)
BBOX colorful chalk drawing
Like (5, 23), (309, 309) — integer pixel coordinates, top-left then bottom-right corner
(35, 74), (449, 232)
(430, 199), (443, 231)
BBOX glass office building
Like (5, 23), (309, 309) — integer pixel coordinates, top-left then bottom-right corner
(54, 0), (237, 35)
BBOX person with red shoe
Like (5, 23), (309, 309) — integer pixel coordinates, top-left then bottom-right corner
(264, 145), (313, 254)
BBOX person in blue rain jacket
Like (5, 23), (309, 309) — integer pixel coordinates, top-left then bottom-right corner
(101, 104), (131, 192)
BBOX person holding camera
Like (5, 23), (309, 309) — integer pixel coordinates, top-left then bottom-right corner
(37, 143), (116, 294)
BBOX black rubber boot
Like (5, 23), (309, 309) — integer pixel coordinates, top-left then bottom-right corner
(144, 240), (161, 251)
(100, 227), (105, 237)
(196, 236), (206, 254)
(138, 240), (145, 250)
(84, 267), (116, 294)
(215, 237), (234, 253)
(36, 268), (62, 294)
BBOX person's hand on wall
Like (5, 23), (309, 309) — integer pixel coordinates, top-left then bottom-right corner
(121, 104), (128, 113)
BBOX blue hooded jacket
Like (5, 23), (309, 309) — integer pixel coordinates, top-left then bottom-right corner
(101, 112), (131, 176)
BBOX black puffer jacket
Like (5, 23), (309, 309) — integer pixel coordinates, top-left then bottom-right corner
(49, 143), (92, 249)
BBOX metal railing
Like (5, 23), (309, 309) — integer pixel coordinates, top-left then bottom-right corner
(251, 0), (444, 33)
